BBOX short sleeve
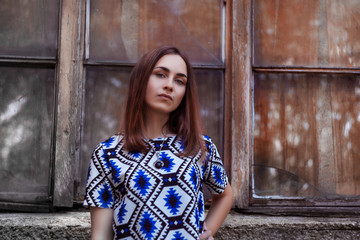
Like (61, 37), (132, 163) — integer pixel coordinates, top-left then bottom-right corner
(83, 143), (115, 209)
(202, 136), (228, 194)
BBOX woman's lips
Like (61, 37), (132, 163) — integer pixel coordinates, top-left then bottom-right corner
(158, 94), (173, 101)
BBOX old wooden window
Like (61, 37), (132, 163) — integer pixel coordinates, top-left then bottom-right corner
(0, 0), (226, 211)
(252, 0), (360, 210)
(0, 0), (59, 211)
(75, 0), (227, 201)
(4, 0), (357, 214)
(0, 0), (85, 211)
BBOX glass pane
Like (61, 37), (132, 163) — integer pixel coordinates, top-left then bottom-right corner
(79, 67), (131, 196)
(89, 0), (223, 65)
(195, 69), (224, 155)
(0, 0), (59, 57)
(0, 67), (54, 203)
(253, 73), (360, 199)
(254, 0), (360, 67)
(78, 67), (224, 197)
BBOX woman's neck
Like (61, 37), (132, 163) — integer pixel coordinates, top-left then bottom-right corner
(144, 110), (170, 139)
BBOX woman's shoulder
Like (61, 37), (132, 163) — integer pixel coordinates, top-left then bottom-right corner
(201, 134), (217, 152)
(201, 134), (214, 145)
(97, 133), (124, 149)
(201, 134), (212, 142)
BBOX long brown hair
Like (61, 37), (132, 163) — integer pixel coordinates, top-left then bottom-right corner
(121, 46), (205, 156)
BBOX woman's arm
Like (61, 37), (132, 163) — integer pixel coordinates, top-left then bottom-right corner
(200, 182), (233, 240)
(90, 207), (114, 240)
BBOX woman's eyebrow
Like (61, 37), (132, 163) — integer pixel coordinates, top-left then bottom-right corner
(155, 66), (187, 78)
(176, 72), (188, 79)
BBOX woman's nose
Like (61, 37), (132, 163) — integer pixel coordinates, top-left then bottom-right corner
(163, 78), (174, 91)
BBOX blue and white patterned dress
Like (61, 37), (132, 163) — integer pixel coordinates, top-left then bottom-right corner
(84, 134), (228, 240)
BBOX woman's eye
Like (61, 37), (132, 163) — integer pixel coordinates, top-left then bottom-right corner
(156, 73), (166, 78)
(175, 79), (185, 85)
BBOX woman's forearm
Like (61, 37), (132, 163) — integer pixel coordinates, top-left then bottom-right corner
(204, 182), (233, 235)
(90, 207), (114, 240)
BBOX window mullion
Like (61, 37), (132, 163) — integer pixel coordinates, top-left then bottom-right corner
(231, 0), (252, 209)
(53, 0), (85, 207)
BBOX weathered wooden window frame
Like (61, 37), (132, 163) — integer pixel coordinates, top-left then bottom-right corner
(53, 0), (86, 208)
(52, 0), (253, 212)
(226, 0), (252, 209)
(0, 0), (85, 211)
(56, 0), (234, 209)
(50, 0), (360, 213)
(0, 56), (56, 212)
(11, 0), (359, 213)
(60, 0), (252, 211)
(79, 0), (230, 201)
(234, 0), (360, 214)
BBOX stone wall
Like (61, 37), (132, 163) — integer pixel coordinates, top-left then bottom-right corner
(1, 211), (359, 239)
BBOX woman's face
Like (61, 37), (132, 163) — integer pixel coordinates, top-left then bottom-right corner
(145, 54), (187, 116)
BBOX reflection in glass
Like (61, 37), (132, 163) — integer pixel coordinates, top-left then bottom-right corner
(254, 0), (360, 67)
(88, 0), (223, 65)
(0, 0), (59, 57)
(79, 67), (131, 196)
(195, 69), (224, 155)
(253, 73), (360, 198)
(0, 67), (54, 202)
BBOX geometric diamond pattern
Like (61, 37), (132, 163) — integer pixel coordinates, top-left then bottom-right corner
(133, 169), (152, 196)
(117, 202), (128, 223)
(164, 188), (182, 215)
(95, 183), (113, 208)
(212, 164), (224, 186)
(189, 166), (198, 192)
(134, 206), (165, 240)
(166, 229), (194, 240)
(139, 212), (158, 239)
(171, 230), (186, 240)
(109, 159), (122, 184)
(84, 134), (228, 239)
(129, 168), (159, 202)
(159, 152), (175, 173)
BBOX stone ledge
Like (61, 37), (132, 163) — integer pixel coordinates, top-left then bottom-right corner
(216, 212), (360, 240)
(0, 211), (91, 240)
(0, 211), (359, 239)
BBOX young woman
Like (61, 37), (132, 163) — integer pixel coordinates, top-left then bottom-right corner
(84, 46), (233, 240)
